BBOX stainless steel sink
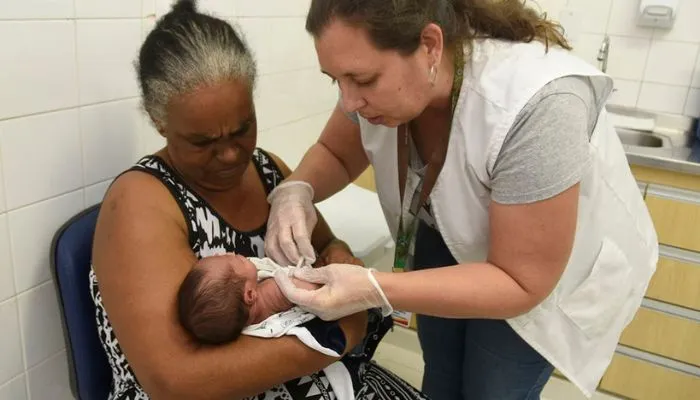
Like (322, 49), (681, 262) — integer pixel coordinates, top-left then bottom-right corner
(615, 127), (676, 160)
(617, 129), (664, 148)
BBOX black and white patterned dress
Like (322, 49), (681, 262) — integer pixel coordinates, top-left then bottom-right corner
(89, 149), (429, 400)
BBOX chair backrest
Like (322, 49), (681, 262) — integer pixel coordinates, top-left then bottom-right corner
(50, 204), (112, 400)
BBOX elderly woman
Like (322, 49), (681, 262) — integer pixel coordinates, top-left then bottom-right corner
(90, 1), (427, 399)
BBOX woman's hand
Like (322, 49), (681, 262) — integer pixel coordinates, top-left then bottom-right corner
(275, 264), (393, 321)
(314, 239), (364, 267)
(265, 181), (318, 266)
(266, 105), (371, 266)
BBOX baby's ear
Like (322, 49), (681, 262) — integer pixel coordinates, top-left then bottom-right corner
(243, 286), (256, 305)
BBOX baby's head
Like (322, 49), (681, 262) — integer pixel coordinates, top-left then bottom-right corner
(177, 254), (258, 344)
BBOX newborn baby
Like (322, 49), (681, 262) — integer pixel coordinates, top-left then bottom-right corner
(177, 253), (318, 344)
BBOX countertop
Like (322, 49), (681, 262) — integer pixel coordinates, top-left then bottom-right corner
(624, 144), (700, 176)
(608, 105), (700, 176)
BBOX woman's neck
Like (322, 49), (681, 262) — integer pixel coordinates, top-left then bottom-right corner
(156, 149), (251, 198)
(156, 150), (269, 232)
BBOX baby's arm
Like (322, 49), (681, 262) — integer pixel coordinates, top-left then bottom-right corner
(256, 275), (321, 317)
(290, 277), (321, 291)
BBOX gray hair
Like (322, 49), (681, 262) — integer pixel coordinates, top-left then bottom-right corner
(136, 0), (257, 123)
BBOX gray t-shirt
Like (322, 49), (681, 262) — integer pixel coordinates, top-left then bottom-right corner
(343, 75), (598, 206)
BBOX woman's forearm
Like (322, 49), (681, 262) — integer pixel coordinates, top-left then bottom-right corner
(336, 310), (369, 352)
(375, 262), (542, 319)
(289, 142), (353, 202)
(151, 312), (366, 400)
(288, 105), (370, 202)
(377, 186), (576, 319)
(154, 336), (337, 400)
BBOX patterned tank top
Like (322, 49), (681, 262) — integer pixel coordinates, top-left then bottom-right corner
(89, 149), (339, 400)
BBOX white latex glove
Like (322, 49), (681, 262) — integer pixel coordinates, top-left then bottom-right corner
(273, 264), (394, 321)
(265, 181), (318, 266)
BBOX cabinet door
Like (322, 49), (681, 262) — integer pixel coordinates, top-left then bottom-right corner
(631, 164), (700, 192)
(619, 305), (700, 367)
(600, 352), (700, 400)
(645, 185), (700, 253)
(646, 246), (700, 311)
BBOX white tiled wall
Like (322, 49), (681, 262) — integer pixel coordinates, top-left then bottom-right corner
(531, 0), (700, 117)
(0, 0), (334, 398)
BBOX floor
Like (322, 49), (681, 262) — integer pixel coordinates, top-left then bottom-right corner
(373, 326), (622, 400)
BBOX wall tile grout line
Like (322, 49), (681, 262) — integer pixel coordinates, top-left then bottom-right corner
(635, 35), (655, 108)
(258, 108), (336, 134)
(0, 16), (146, 22)
(74, 12), (89, 218)
(0, 97), (140, 123)
(1, 186), (87, 214)
(0, 370), (25, 392)
(685, 47), (700, 113)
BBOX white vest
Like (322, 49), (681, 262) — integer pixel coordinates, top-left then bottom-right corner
(359, 39), (659, 397)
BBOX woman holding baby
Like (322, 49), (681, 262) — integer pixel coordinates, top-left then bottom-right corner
(90, 1), (426, 399)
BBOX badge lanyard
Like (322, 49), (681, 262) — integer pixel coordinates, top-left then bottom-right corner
(393, 44), (465, 272)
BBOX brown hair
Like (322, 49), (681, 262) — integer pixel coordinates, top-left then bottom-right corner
(178, 263), (249, 344)
(306, 0), (571, 56)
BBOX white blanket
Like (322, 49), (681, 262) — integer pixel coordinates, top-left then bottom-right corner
(241, 257), (354, 400)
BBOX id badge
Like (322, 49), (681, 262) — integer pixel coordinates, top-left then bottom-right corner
(393, 218), (418, 272)
(393, 230), (409, 272)
(393, 168), (422, 272)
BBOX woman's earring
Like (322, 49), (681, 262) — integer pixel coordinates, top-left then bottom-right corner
(429, 65), (437, 86)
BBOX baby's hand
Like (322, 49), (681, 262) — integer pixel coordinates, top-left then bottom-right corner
(315, 240), (364, 267)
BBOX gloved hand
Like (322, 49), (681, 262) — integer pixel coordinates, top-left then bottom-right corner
(265, 181), (318, 266)
(273, 264), (394, 321)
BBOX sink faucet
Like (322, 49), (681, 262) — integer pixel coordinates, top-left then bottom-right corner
(597, 35), (610, 73)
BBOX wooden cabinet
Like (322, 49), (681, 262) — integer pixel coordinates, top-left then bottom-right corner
(630, 164), (700, 192)
(620, 306), (700, 366)
(645, 185), (700, 252)
(597, 175), (700, 400)
(646, 248), (700, 310)
(600, 353), (700, 400)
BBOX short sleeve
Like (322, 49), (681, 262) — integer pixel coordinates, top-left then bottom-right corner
(490, 76), (598, 204)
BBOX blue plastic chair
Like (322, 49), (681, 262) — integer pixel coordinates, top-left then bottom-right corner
(50, 204), (112, 400)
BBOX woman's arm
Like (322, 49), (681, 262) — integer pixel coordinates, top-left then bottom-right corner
(93, 172), (366, 400)
(264, 105), (369, 265)
(277, 184), (578, 321)
(268, 151), (362, 267)
(378, 80), (593, 318)
(315, 239), (364, 267)
(376, 184), (578, 318)
(288, 104), (370, 202)
(275, 78), (593, 321)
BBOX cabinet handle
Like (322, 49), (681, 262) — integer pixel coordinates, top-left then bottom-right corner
(659, 245), (700, 265)
(641, 297), (700, 323)
(616, 344), (700, 378)
(638, 181), (647, 195)
(647, 184), (700, 205)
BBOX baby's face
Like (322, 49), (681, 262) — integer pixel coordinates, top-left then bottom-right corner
(230, 254), (258, 282)
(200, 254), (257, 284)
